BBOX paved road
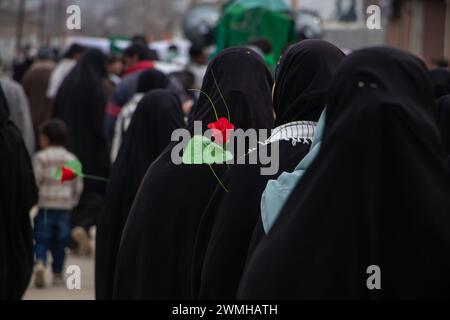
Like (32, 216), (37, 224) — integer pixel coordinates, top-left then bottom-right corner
(23, 251), (95, 300)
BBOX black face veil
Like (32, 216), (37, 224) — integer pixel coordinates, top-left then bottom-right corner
(238, 47), (450, 299)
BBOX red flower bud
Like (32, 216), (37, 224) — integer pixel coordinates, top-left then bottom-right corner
(207, 117), (235, 144)
(61, 166), (77, 183)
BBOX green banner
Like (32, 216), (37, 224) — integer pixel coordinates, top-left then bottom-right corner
(215, 0), (296, 68)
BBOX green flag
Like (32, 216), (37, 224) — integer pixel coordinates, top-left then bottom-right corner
(215, 0), (296, 68)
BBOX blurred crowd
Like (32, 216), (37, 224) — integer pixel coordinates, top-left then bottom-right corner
(1, 32), (450, 300)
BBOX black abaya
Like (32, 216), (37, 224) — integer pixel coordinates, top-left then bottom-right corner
(238, 47), (450, 299)
(191, 40), (345, 299)
(53, 49), (110, 231)
(113, 47), (274, 299)
(95, 89), (184, 300)
(0, 84), (37, 299)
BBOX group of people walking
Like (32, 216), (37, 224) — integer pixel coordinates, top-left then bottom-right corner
(1, 37), (450, 299)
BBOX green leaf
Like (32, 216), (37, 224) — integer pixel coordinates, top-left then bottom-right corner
(203, 142), (233, 164)
(53, 160), (83, 181)
(64, 160), (83, 177)
(182, 135), (210, 164)
(182, 135), (234, 164)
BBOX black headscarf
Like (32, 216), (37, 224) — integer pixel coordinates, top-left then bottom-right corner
(429, 68), (450, 99)
(96, 89), (184, 300)
(113, 47), (274, 299)
(136, 69), (169, 93)
(273, 39), (345, 126)
(186, 47), (274, 132)
(435, 95), (450, 159)
(238, 47), (450, 299)
(53, 48), (110, 230)
(0, 84), (37, 299)
(191, 40), (345, 299)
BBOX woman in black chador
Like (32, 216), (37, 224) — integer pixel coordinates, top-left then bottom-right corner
(53, 49), (111, 246)
(96, 89), (184, 300)
(238, 47), (450, 299)
(0, 84), (37, 299)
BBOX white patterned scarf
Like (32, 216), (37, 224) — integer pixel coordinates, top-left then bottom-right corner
(248, 120), (317, 153)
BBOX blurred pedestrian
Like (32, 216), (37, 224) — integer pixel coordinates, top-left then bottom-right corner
(0, 58), (35, 154)
(170, 70), (197, 119)
(47, 44), (85, 100)
(249, 38), (277, 71)
(13, 45), (36, 83)
(110, 69), (169, 162)
(53, 49), (111, 256)
(0, 84), (36, 300)
(185, 45), (208, 90)
(165, 44), (180, 64)
(106, 55), (123, 87)
(96, 89), (185, 300)
(130, 34), (148, 46)
(32, 120), (83, 288)
(22, 48), (56, 150)
(105, 44), (155, 142)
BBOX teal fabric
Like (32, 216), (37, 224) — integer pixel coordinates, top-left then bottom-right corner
(261, 109), (326, 234)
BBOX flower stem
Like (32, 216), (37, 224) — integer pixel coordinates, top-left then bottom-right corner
(188, 89), (219, 121)
(82, 174), (109, 182)
(211, 70), (231, 122)
(208, 164), (229, 193)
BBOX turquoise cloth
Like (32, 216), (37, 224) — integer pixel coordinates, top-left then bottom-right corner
(261, 109), (326, 234)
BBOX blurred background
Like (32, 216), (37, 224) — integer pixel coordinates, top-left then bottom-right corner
(0, 0), (449, 69)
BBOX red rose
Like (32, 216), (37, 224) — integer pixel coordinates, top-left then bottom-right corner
(207, 117), (235, 144)
(61, 166), (77, 183)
